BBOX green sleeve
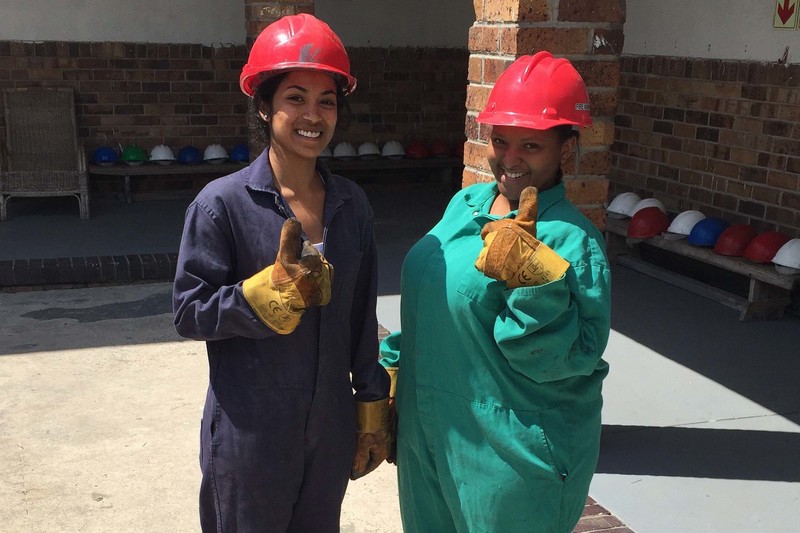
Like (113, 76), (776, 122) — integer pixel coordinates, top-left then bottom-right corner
(379, 330), (402, 369)
(494, 261), (611, 383)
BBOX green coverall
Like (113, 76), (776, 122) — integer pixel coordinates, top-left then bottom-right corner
(380, 182), (611, 532)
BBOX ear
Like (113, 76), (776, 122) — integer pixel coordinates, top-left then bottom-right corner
(257, 102), (270, 122)
(560, 136), (577, 166)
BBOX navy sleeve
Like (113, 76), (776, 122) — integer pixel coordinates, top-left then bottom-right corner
(172, 200), (279, 341)
(348, 204), (390, 401)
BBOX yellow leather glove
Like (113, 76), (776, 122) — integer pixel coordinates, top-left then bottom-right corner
(242, 217), (333, 334)
(475, 186), (569, 288)
(351, 397), (391, 480)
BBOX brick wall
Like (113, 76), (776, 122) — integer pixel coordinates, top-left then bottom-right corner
(0, 38), (468, 197)
(334, 47), (468, 149)
(248, 47), (469, 157)
(0, 40), (249, 157)
(465, 0), (624, 229)
(612, 56), (800, 237)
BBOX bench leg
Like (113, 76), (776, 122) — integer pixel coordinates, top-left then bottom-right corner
(124, 175), (132, 203)
(740, 279), (792, 321)
(605, 231), (637, 263)
(76, 192), (90, 219)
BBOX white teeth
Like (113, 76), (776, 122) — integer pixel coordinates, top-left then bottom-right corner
(297, 130), (321, 138)
(505, 171), (525, 179)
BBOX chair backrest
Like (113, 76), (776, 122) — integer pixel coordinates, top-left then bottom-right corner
(3, 87), (79, 172)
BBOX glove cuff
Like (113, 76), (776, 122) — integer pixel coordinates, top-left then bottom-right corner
(355, 398), (389, 433)
(509, 241), (570, 288)
(385, 366), (398, 398)
(242, 265), (303, 334)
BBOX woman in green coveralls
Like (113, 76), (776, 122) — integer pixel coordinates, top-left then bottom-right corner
(380, 52), (612, 532)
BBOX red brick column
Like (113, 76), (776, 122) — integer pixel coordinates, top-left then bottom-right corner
(465, 0), (624, 228)
(243, 1), (315, 46)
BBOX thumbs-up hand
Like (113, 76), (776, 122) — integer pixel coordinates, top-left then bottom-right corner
(274, 218), (333, 308)
(243, 218), (333, 334)
(475, 187), (569, 288)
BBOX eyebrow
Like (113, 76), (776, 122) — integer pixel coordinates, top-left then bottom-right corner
(285, 85), (336, 95)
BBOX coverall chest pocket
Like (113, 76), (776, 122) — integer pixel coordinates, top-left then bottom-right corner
(455, 272), (506, 317)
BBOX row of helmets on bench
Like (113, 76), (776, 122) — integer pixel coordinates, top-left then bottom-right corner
(91, 143), (250, 166)
(607, 192), (800, 276)
(91, 139), (463, 167)
(323, 139), (463, 161)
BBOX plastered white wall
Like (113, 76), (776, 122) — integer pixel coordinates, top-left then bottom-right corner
(0, 0), (471, 48)
(315, 0), (473, 48)
(0, 0), (246, 45)
(626, 0), (800, 63)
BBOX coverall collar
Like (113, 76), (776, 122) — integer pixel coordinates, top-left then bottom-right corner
(244, 147), (353, 208)
(464, 181), (566, 218)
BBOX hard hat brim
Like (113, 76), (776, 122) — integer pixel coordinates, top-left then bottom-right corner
(240, 65), (357, 97)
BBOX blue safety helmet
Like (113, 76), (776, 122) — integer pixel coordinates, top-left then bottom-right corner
(230, 143), (249, 163)
(92, 146), (118, 166)
(177, 145), (202, 165)
(688, 217), (731, 247)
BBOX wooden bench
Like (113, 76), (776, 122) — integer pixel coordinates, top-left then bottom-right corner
(89, 157), (463, 203)
(89, 162), (244, 203)
(605, 217), (800, 321)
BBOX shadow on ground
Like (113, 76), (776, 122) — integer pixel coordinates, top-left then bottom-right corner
(599, 265), (800, 482)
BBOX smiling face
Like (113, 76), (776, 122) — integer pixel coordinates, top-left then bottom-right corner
(487, 125), (576, 203)
(260, 70), (339, 162)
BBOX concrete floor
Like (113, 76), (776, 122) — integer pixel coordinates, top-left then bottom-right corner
(1, 187), (799, 532)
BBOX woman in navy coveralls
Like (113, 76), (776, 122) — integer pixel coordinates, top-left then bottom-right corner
(173, 14), (390, 533)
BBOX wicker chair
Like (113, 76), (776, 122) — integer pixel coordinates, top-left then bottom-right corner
(0, 87), (89, 220)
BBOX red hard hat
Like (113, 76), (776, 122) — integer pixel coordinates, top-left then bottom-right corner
(405, 141), (429, 159)
(743, 231), (791, 263)
(713, 224), (758, 257)
(476, 51), (592, 130)
(240, 14), (357, 97)
(627, 206), (669, 239)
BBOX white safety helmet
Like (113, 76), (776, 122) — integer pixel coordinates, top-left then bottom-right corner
(631, 197), (667, 216)
(203, 144), (229, 164)
(607, 192), (641, 219)
(381, 140), (405, 159)
(357, 142), (380, 160)
(149, 144), (176, 165)
(772, 238), (800, 275)
(319, 145), (333, 159)
(665, 210), (706, 240)
(333, 142), (356, 160)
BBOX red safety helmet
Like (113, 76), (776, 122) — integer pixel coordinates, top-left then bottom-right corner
(743, 231), (791, 263)
(627, 206), (669, 240)
(713, 224), (758, 257)
(240, 14), (357, 97)
(476, 51), (592, 130)
(405, 140), (430, 159)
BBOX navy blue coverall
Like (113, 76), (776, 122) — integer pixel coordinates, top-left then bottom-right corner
(173, 149), (389, 532)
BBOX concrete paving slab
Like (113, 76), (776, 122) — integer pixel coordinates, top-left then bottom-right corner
(4, 185), (800, 533)
(0, 282), (404, 533)
(590, 265), (800, 533)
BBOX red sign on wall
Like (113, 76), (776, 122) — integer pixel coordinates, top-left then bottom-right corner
(774, 0), (798, 29)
